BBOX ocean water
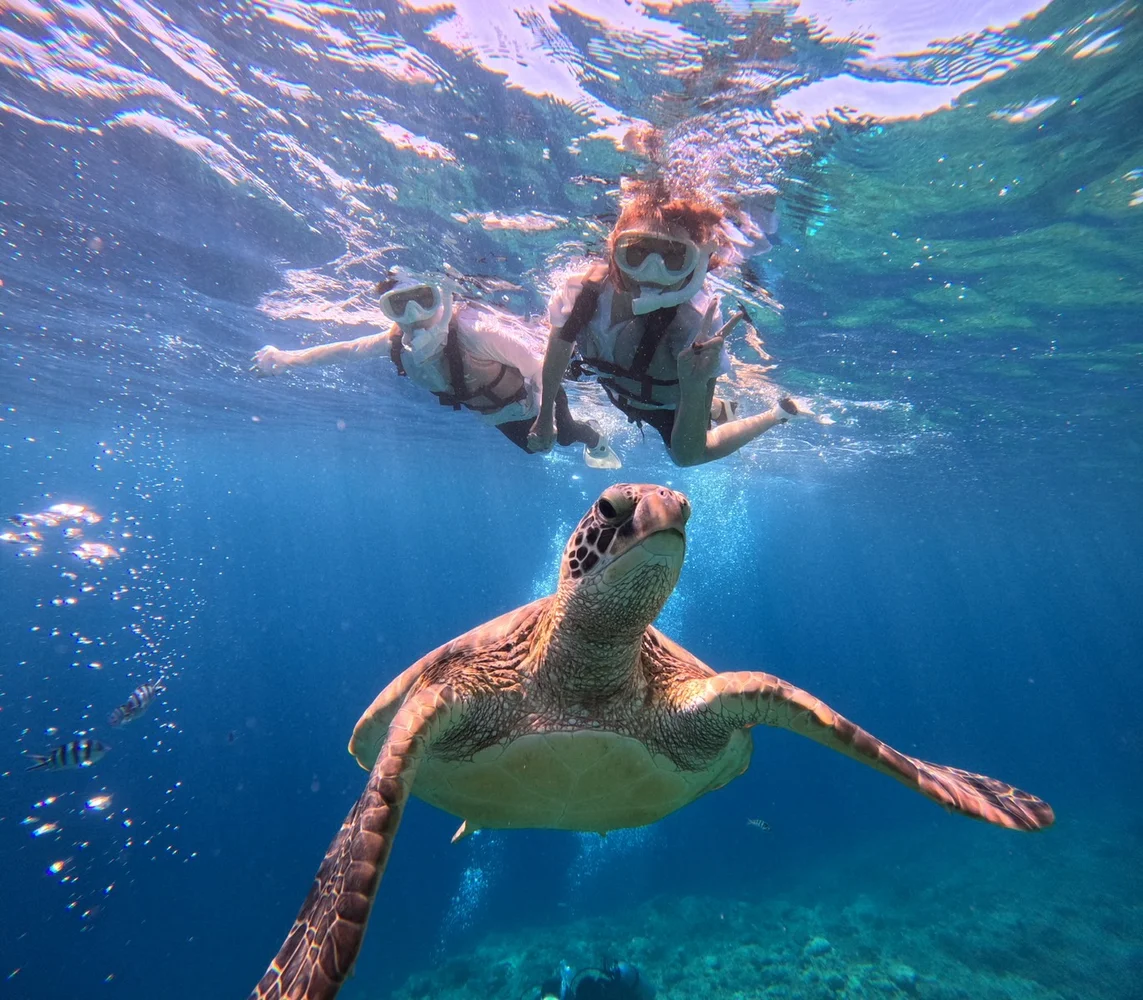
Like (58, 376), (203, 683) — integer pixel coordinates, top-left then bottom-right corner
(1, 2), (1141, 999)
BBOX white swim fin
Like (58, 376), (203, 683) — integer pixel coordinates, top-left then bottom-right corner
(584, 441), (622, 470)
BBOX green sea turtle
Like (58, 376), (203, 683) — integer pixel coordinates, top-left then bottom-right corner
(251, 484), (1053, 1000)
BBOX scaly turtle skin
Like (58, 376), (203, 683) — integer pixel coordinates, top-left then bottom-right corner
(250, 484), (1053, 1000)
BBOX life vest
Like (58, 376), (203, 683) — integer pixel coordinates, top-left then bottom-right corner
(389, 314), (527, 414)
(559, 275), (680, 410)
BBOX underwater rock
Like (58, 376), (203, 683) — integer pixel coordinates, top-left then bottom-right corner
(804, 936), (832, 958)
(888, 962), (917, 993)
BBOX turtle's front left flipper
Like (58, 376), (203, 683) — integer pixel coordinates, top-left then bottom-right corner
(679, 672), (1054, 832)
(249, 685), (458, 1000)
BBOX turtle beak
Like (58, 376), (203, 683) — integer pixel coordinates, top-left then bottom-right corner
(633, 487), (690, 540)
(600, 487), (689, 588)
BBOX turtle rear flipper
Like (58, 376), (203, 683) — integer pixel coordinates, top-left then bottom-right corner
(250, 686), (458, 1000)
(680, 671), (1054, 832)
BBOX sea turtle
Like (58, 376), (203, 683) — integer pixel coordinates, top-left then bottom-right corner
(250, 484), (1053, 1000)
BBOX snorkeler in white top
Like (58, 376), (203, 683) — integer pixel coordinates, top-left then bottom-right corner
(527, 180), (810, 467)
(253, 273), (621, 468)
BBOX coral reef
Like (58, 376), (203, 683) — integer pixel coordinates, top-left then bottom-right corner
(390, 817), (1141, 1000)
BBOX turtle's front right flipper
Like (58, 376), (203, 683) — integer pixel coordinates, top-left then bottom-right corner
(679, 672), (1054, 832)
(249, 686), (456, 1000)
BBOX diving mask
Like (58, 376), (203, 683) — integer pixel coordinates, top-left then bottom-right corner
(613, 230), (713, 314)
(378, 280), (444, 325)
(614, 231), (706, 285)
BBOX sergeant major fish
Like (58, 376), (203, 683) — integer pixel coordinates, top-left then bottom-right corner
(26, 739), (109, 771)
(108, 682), (161, 727)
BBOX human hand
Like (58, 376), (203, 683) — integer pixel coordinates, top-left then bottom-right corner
(771, 397), (818, 423)
(527, 414), (557, 453)
(678, 298), (744, 385)
(251, 346), (292, 376)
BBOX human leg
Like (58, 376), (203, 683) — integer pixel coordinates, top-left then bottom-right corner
(670, 391), (800, 466)
(554, 388), (622, 469)
(553, 388), (601, 448)
(496, 418), (536, 452)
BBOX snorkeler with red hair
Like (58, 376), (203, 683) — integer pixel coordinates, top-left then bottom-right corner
(527, 180), (810, 466)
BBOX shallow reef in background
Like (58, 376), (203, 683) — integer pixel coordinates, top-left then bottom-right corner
(392, 815), (1140, 1000)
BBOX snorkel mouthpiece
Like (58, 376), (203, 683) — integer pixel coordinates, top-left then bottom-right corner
(629, 254), (710, 314)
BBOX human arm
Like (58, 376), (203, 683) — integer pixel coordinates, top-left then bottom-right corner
(669, 301), (819, 466)
(251, 327), (396, 375)
(669, 299), (743, 465)
(527, 273), (596, 452)
(527, 330), (575, 452)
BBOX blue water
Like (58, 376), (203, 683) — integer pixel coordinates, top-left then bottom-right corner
(2, 1), (1141, 999)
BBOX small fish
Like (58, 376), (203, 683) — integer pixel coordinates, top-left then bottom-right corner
(747, 818), (771, 832)
(26, 739), (109, 771)
(569, 174), (611, 187)
(108, 682), (160, 727)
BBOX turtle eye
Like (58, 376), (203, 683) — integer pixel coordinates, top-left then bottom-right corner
(595, 489), (633, 522)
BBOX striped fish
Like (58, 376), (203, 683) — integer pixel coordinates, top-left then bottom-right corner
(26, 739), (109, 771)
(108, 682), (160, 727)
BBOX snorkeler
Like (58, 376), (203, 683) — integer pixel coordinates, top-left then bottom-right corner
(253, 273), (622, 469)
(538, 961), (655, 1000)
(527, 179), (810, 467)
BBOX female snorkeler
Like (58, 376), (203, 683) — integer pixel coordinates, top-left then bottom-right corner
(527, 180), (809, 467)
(253, 272), (622, 469)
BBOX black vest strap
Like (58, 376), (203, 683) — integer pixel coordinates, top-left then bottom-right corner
(389, 332), (406, 377)
(557, 268), (682, 407)
(630, 306), (678, 379)
(577, 305), (680, 407)
(439, 319), (467, 411)
(432, 317), (527, 414)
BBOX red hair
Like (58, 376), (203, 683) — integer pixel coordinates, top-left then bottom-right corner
(607, 179), (728, 284)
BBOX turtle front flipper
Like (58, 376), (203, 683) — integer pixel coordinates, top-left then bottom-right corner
(679, 672), (1054, 832)
(249, 685), (459, 1000)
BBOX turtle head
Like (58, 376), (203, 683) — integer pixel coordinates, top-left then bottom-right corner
(557, 484), (689, 638)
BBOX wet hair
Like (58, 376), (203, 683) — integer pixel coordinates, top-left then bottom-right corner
(607, 178), (729, 285)
(611, 179), (725, 244)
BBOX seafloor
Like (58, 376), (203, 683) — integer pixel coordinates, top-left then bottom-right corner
(391, 816), (1140, 1000)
